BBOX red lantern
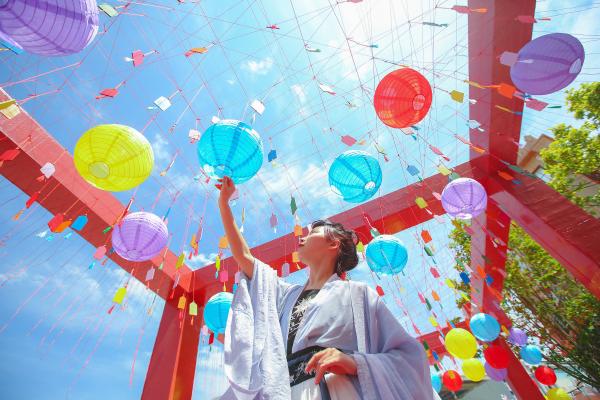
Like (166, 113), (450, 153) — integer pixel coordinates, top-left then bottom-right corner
(535, 366), (557, 386)
(443, 370), (463, 392)
(483, 344), (510, 369)
(374, 68), (432, 128)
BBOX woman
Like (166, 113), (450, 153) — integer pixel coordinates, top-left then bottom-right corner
(217, 176), (434, 400)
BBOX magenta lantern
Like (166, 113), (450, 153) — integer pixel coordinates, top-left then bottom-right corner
(112, 212), (168, 262)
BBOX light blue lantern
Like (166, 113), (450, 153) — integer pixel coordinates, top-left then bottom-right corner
(431, 373), (442, 393)
(469, 313), (500, 342)
(328, 151), (382, 203)
(365, 235), (408, 275)
(197, 120), (263, 184)
(203, 292), (233, 334)
(520, 345), (543, 365)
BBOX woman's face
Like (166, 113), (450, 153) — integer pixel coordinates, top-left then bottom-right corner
(297, 225), (338, 265)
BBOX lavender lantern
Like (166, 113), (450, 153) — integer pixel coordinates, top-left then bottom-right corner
(441, 178), (487, 219)
(112, 212), (168, 262)
(484, 363), (507, 382)
(510, 33), (584, 95)
(0, 0), (99, 56)
(508, 327), (528, 346)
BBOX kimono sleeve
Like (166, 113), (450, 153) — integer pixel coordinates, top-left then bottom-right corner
(240, 257), (293, 313)
(352, 289), (433, 400)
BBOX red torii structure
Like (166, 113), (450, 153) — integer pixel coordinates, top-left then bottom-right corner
(1, 0), (599, 399)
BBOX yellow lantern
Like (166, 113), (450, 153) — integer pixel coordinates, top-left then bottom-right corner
(444, 328), (477, 360)
(546, 388), (571, 400)
(462, 358), (485, 382)
(74, 124), (154, 191)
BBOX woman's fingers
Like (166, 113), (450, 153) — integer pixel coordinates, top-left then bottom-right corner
(305, 349), (330, 373)
(313, 355), (336, 384)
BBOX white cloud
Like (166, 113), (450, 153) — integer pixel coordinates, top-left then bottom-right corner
(151, 133), (170, 164)
(290, 84), (307, 103)
(241, 57), (274, 75)
(188, 251), (218, 269)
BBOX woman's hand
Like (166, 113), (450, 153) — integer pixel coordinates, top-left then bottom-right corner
(305, 348), (358, 384)
(216, 176), (236, 205)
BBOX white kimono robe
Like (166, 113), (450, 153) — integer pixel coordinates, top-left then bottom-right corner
(222, 258), (433, 400)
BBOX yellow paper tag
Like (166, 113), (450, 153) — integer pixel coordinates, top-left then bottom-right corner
(292, 251), (299, 263)
(437, 164), (451, 176)
(113, 287), (127, 304)
(445, 278), (455, 289)
(294, 225), (303, 237)
(428, 316), (438, 327)
(450, 90), (464, 103)
(176, 252), (185, 269)
(189, 301), (198, 316)
(415, 197), (428, 209)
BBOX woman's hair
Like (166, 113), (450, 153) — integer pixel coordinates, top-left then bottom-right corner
(310, 219), (359, 276)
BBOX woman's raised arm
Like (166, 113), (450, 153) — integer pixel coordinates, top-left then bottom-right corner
(217, 176), (255, 279)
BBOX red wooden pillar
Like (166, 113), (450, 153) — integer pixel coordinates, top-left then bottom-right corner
(142, 287), (201, 400)
(498, 337), (544, 399)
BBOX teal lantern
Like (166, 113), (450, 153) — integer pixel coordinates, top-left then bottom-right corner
(365, 234), (408, 275)
(203, 292), (233, 334)
(520, 345), (543, 365)
(328, 151), (382, 203)
(197, 120), (263, 184)
(469, 313), (500, 342)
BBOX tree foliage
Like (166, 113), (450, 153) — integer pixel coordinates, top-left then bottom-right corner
(448, 83), (600, 389)
(540, 82), (600, 215)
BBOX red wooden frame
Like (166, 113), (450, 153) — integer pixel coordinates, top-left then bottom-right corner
(1, 0), (599, 398)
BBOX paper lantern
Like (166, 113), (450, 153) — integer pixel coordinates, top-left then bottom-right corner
(485, 362), (507, 381)
(442, 370), (462, 392)
(444, 328), (477, 360)
(508, 327), (528, 346)
(365, 235), (408, 275)
(510, 33), (584, 95)
(203, 292), (233, 334)
(462, 358), (485, 382)
(431, 374), (442, 393)
(535, 366), (557, 386)
(111, 212), (168, 262)
(469, 313), (500, 342)
(374, 68), (432, 128)
(520, 344), (543, 365)
(483, 344), (510, 369)
(197, 120), (263, 184)
(547, 388), (571, 400)
(441, 178), (487, 219)
(328, 151), (382, 203)
(74, 124), (154, 192)
(0, 0), (99, 56)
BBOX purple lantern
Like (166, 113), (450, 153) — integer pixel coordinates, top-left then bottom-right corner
(441, 178), (487, 219)
(508, 327), (528, 346)
(112, 212), (168, 262)
(485, 362), (507, 382)
(0, 0), (99, 56)
(511, 33), (584, 95)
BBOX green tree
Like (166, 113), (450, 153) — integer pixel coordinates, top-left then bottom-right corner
(448, 83), (600, 390)
(540, 82), (600, 215)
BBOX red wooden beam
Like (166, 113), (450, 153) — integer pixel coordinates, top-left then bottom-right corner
(192, 158), (487, 300)
(488, 170), (600, 298)
(0, 89), (193, 300)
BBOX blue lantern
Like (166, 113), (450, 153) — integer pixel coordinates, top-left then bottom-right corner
(469, 313), (500, 342)
(328, 151), (382, 203)
(197, 120), (263, 184)
(365, 235), (408, 275)
(520, 345), (542, 365)
(203, 292), (233, 334)
(431, 373), (442, 393)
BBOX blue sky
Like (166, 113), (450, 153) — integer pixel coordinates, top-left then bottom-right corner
(1, 0), (598, 398)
